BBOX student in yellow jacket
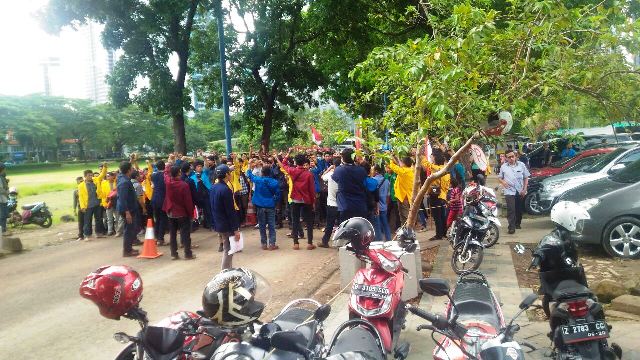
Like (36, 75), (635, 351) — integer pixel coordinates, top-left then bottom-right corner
(99, 167), (120, 236)
(78, 163), (106, 239)
(421, 148), (450, 240)
(388, 156), (415, 227)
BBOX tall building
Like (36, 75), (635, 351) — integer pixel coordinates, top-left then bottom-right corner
(83, 22), (114, 104)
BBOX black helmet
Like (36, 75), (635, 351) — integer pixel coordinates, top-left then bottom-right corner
(395, 226), (416, 248)
(332, 217), (375, 253)
(202, 268), (271, 328)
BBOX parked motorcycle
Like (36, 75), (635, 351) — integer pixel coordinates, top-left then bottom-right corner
(332, 218), (416, 358)
(272, 318), (391, 360)
(80, 265), (225, 360)
(6, 187), (53, 228)
(409, 272), (538, 359)
(514, 201), (622, 360)
(450, 183), (500, 249)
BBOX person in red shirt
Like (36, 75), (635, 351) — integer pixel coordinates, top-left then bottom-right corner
(276, 152), (316, 250)
(162, 165), (196, 260)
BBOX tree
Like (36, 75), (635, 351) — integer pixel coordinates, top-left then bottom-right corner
(351, 0), (640, 228)
(185, 109), (241, 151)
(40, 0), (204, 154)
(294, 108), (352, 147)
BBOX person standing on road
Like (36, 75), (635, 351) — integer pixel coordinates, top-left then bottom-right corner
(246, 161), (281, 250)
(332, 148), (368, 222)
(79, 165), (106, 240)
(422, 147), (451, 240)
(321, 158), (341, 247)
(116, 161), (140, 257)
(372, 165), (392, 242)
(99, 170), (118, 236)
(276, 152), (317, 250)
(73, 176), (84, 240)
(0, 163), (8, 233)
(498, 149), (530, 234)
(164, 165), (196, 260)
(210, 164), (241, 269)
(151, 160), (168, 246)
(388, 155), (415, 227)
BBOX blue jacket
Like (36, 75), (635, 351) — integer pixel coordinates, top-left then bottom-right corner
(310, 166), (322, 193)
(332, 163), (367, 213)
(246, 170), (281, 208)
(209, 181), (240, 233)
(191, 169), (213, 191)
(116, 173), (138, 214)
(150, 171), (165, 208)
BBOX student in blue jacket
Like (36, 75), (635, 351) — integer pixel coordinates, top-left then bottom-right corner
(246, 160), (282, 250)
(209, 164), (241, 270)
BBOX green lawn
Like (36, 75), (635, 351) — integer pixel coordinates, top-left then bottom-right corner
(6, 162), (106, 226)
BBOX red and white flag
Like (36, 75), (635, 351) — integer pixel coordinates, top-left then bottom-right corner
(311, 126), (323, 145)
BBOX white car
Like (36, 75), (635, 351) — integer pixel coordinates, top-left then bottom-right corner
(536, 146), (640, 213)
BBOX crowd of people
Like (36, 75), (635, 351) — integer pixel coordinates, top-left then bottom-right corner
(72, 137), (530, 266)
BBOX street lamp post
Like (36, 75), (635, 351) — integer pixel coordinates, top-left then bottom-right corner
(214, 1), (233, 156)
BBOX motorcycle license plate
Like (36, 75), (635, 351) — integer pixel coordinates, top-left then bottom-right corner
(352, 284), (390, 299)
(560, 320), (608, 344)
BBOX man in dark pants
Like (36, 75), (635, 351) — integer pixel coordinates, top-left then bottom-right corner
(117, 161), (140, 257)
(73, 177), (84, 240)
(164, 165), (196, 260)
(332, 148), (368, 221)
(499, 149), (530, 234)
(210, 164), (241, 269)
(321, 158), (341, 247)
(151, 160), (168, 245)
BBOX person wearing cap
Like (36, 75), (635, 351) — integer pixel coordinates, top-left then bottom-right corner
(210, 164), (241, 269)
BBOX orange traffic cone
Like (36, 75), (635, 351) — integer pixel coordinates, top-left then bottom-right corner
(137, 218), (163, 259)
(245, 200), (257, 226)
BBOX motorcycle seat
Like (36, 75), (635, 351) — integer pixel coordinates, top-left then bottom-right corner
(328, 326), (385, 360)
(451, 282), (500, 329)
(21, 204), (38, 210)
(552, 280), (592, 300)
(274, 307), (316, 347)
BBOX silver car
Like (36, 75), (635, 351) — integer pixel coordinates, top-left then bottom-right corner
(535, 146), (640, 212)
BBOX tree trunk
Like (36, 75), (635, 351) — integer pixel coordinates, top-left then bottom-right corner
(260, 106), (274, 154)
(77, 140), (86, 160)
(406, 132), (480, 229)
(172, 112), (187, 154)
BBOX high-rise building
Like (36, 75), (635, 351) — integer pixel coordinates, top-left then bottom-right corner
(82, 22), (114, 104)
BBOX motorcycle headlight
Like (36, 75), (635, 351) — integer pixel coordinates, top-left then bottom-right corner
(376, 252), (401, 273)
(578, 198), (600, 211)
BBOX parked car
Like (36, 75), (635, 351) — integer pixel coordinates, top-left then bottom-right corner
(560, 158), (640, 258)
(525, 153), (606, 215)
(529, 147), (614, 178)
(534, 146), (640, 214)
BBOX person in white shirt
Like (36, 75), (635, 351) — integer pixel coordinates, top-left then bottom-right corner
(320, 158), (341, 247)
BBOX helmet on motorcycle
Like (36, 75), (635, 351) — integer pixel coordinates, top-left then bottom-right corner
(79, 265), (143, 320)
(550, 201), (591, 232)
(332, 217), (375, 253)
(8, 187), (17, 195)
(463, 185), (482, 206)
(202, 268), (271, 328)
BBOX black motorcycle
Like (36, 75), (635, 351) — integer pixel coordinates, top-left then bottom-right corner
(10, 202), (53, 228)
(450, 205), (488, 274)
(208, 300), (332, 360)
(514, 228), (622, 360)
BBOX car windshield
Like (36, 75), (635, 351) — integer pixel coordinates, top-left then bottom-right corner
(610, 159), (640, 183)
(582, 148), (626, 173)
(549, 157), (572, 168)
(559, 155), (602, 174)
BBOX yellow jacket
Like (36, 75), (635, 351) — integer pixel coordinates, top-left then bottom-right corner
(388, 161), (414, 203)
(143, 162), (153, 201)
(421, 159), (450, 201)
(99, 178), (117, 207)
(78, 166), (106, 210)
(230, 158), (249, 193)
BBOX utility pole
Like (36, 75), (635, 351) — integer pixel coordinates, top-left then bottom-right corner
(214, 1), (233, 155)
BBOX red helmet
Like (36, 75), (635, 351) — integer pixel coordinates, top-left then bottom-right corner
(79, 265), (143, 320)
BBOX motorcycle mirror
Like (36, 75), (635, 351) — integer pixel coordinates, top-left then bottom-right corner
(419, 278), (450, 297)
(314, 304), (331, 322)
(270, 331), (310, 357)
(404, 243), (417, 253)
(519, 293), (538, 310)
(513, 243), (527, 255)
(113, 332), (131, 344)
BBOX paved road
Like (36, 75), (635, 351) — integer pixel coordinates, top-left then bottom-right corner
(0, 228), (338, 359)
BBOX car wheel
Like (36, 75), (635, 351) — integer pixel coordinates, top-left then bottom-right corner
(525, 192), (545, 215)
(602, 216), (640, 259)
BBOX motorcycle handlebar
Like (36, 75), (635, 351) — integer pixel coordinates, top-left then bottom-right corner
(408, 306), (449, 331)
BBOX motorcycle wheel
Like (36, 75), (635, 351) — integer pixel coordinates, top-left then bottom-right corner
(482, 223), (499, 248)
(114, 343), (136, 360)
(38, 215), (53, 228)
(451, 245), (484, 275)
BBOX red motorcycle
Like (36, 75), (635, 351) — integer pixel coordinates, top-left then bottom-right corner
(80, 265), (227, 360)
(333, 218), (416, 359)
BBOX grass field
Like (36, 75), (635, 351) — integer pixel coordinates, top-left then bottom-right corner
(6, 162), (105, 227)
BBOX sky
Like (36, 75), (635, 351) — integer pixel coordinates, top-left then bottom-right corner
(0, 0), (87, 98)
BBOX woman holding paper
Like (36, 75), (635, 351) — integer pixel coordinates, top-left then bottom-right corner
(210, 164), (242, 269)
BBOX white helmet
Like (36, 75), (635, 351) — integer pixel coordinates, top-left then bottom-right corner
(550, 201), (590, 232)
(8, 187), (17, 195)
